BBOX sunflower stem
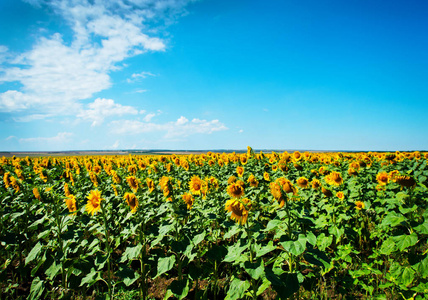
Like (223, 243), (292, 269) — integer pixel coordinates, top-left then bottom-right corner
(101, 200), (113, 300)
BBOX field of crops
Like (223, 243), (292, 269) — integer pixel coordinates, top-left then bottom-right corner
(1, 148), (428, 300)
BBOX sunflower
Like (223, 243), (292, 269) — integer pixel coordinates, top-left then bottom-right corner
(394, 175), (416, 188)
(336, 191), (345, 201)
(86, 190), (103, 215)
(10, 176), (20, 193)
(276, 177), (296, 195)
(355, 201), (365, 210)
(189, 175), (203, 195)
(146, 178), (155, 193)
(89, 171), (98, 187)
(376, 172), (389, 186)
(227, 181), (245, 199)
(325, 171), (343, 186)
(292, 151), (302, 161)
(111, 170), (121, 183)
(228, 175), (237, 185)
(236, 166), (244, 178)
(3, 172), (11, 188)
(124, 192), (138, 213)
(263, 172), (270, 181)
(269, 182), (282, 200)
(311, 178), (321, 190)
(225, 198), (251, 225)
(296, 177), (309, 189)
(64, 182), (71, 197)
(182, 193), (194, 210)
(322, 186), (333, 197)
(111, 184), (118, 196)
(33, 187), (41, 200)
(126, 176), (139, 192)
(247, 174), (259, 187)
(65, 195), (77, 214)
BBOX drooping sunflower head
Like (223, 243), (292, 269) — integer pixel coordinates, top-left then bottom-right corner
(325, 171), (343, 186)
(146, 178), (155, 193)
(269, 182), (282, 200)
(322, 186), (333, 198)
(236, 166), (244, 177)
(86, 190), (103, 215)
(247, 174), (259, 187)
(65, 195), (77, 214)
(394, 175), (416, 188)
(33, 187), (41, 200)
(126, 176), (139, 192)
(228, 175), (237, 185)
(296, 177), (309, 189)
(227, 182), (245, 199)
(311, 178), (321, 190)
(225, 198), (251, 225)
(182, 193), (194, 210)
(376, 172), (390, 186)
(124, 192), (138, 213)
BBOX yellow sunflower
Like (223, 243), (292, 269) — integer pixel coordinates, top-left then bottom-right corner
(311, 178), (321, 190)
(227, 181), (245, 199)
(355, 201), (365, 210)
(325, 171), (343, 186)
(236, 166), (244, 178)
(225, 198), (251, 225)
(146, 178), (155, 193)
(189, 175), (204, 195)
(376, 172), (389, 186)
(126, 176), (140, 192)
(263, 172), (270, 181)
(124, 192), (138, 213)
(86, 190), (103, 215)
(33, 187), (41, 200)
(336, 191), (345, 201)
(182, 193), (194, 210)
(247, 174), (259, 187)
(65, 195), (77, 214)
(296, 177), (309, 189)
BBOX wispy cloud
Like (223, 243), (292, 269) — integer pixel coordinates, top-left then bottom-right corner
(0, 0), (195, 115)
(77, 98), (139, 126)
(110, 116), (228, 138)
(19, 132), (73, 144)
(127, 71), (157, 83)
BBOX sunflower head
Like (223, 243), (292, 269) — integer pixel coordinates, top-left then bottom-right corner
(376, 172), (389, 186)
(189, 175), (204, 195)
(227, 182), (245, 199)
(225, 198), (251, 225)
(296, 177), (309, 189)
(236, 166), (244, 177)
(86, 190), (103, 215)
(311, 179), (321, 190)
(182, 193), (194, 210)
(336, 191), (345, 201)
(124, 192), (138, 213)
(355, 201), (365, 210)
(247, 174), (259, 187)
(65, 195), (77, 214)
(126, 176), (140, 192)
(263, 172), (270, 182)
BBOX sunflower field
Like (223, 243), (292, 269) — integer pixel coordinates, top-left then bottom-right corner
(1, 148), (428, 300)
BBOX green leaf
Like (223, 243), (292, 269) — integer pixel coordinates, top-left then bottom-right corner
(379, 238), (397, 255)
(417, 256), (428, 278)
(28, 277), (44, 300)
(414, 220), (428, 235)
(224, 225), (241, 239)
(305, 232), (317, 246)
(243, 259), (265, 280)
(392, 232), (418, 252)
(264, 219), (282, 232)
(192, 232), (206, 246)
(79, 268), (99, 287)
(281, 235), (307, 256)
(381, 212), (406, 228)
(117, 266), (140, 286)
(316, 233), (333, 251)
(224, 241), (250, 263)
(156, 255), (176, 278)
(25, 242), (43, 266)
(225, 278), (251, 300)
(265, 268), (300, 299)
(168, 278), (190, 300)
(255, 241), (277, 258)
(45, 259), (61, 280)
(120, 243), (143, 263)
(401, 267), (416, 287)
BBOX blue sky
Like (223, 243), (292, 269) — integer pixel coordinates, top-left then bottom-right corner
(0, 0), (427, 151)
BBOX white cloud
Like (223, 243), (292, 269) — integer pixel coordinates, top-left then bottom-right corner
(239, 129), (244, 133)
(0, 0), (195, 115)
(77, 98), (139, 126)
(13, 114), (53, 122)
(135, 89), (148, 93)
(127, 71), (156, 83)
(110, 116), (228, 138)
(143, 113), (156, 122)
(20, 132), (73, 144)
